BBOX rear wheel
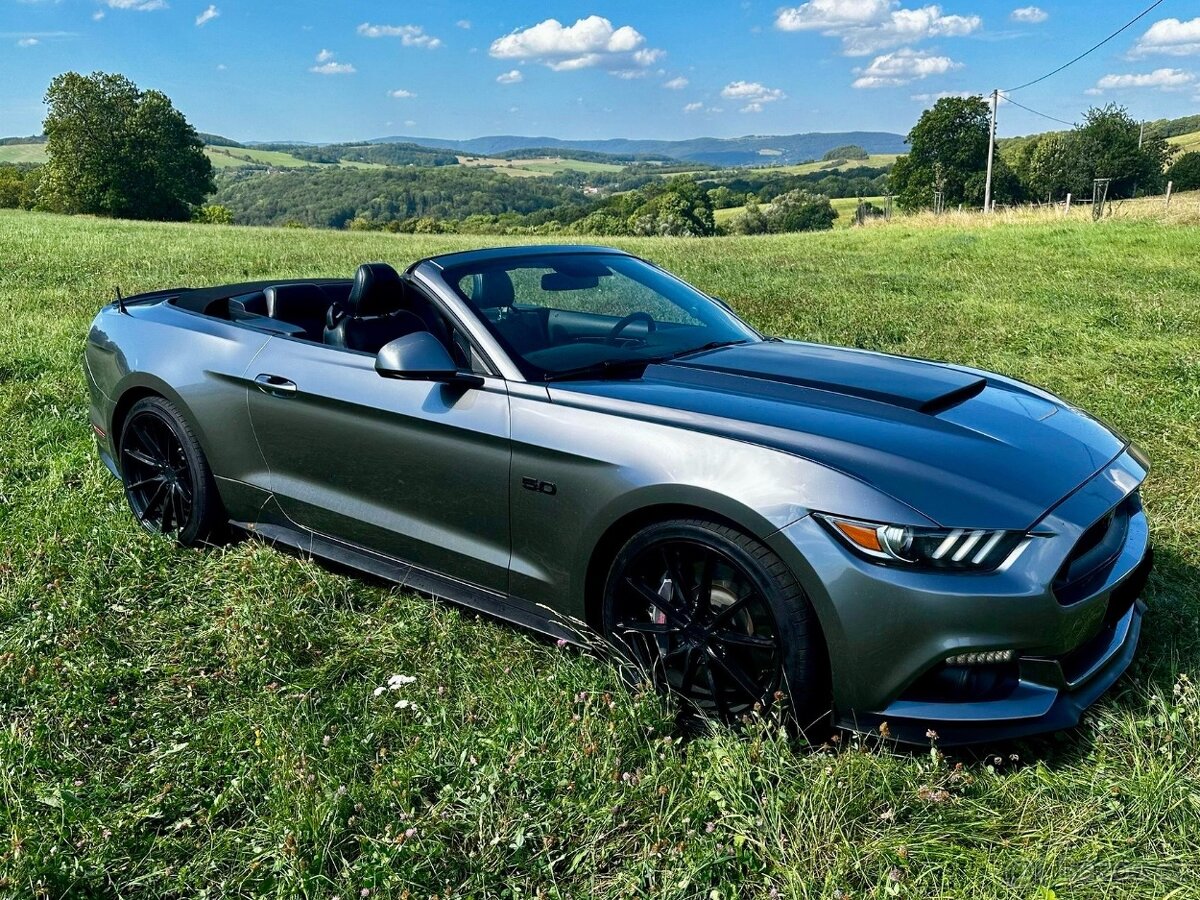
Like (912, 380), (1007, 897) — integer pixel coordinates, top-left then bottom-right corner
(119, 396), (223, 546)
(602, 518), (826, 730)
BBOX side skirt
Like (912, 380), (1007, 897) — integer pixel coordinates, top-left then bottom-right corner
(233, 520), (588, 647)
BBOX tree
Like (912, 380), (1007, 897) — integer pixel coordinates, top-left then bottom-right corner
(192, 204), (233, 224)
(1027, 132), (1091, 200)
(0, 165), (40, 210)
(627, 176), (715, 236)
(727, 199), (769, 235)
(1076, 104), (1173, 198)
(39, 71), (214, 220)
(889, 96), (1017, 211)
(765, 190), (837, 232)
(823, 144), (869, 161)
(1167, 151), (1200, 192)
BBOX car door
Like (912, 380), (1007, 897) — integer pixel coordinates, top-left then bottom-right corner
(244, 333), (512, 594)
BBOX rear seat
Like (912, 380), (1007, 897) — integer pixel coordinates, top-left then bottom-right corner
(263, 283), (349, 342)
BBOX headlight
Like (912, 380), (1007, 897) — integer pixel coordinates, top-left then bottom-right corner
(816, 514), (1027, 571)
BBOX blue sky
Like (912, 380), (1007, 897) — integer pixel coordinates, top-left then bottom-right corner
(2, 1), (1198, 142)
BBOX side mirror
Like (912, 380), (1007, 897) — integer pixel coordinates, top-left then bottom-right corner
(375, 331), (459, 382)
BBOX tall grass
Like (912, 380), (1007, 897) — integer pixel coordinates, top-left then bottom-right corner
(1, 209), (1198, 899)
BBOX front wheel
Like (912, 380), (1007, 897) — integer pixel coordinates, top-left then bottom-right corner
(119, 396), (224, 546)
(601, 518), (826, 730)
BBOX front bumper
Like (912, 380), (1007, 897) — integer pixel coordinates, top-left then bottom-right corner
(767, 449), (1151, 746)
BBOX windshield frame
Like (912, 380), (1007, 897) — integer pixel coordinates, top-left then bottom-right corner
(437, 250), (762, 382)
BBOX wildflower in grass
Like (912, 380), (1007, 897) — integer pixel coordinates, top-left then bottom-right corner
(705, 822), (716, 834)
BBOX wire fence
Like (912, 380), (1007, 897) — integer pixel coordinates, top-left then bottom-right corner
(858, 188), (1200, 230)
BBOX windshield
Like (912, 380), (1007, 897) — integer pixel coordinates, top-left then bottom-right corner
(442, 252), (760, 380)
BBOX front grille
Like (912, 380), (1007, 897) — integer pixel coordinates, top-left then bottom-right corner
(1053, 492), (1139, 606)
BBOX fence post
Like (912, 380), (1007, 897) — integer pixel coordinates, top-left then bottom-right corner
(1065, 193), (1071, 214)
(1165, 181), (1173, 209)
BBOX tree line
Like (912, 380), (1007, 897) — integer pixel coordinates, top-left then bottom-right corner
(889, 96), (1193, 212)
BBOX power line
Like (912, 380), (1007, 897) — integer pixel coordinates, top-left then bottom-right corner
(1003, 0), (1168, 93)
(998, 94), (1077, 129)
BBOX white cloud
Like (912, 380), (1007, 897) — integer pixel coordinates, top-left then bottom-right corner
(1009, 6), (1047, 24)
(195, 4), (217, 26)
(683, 101), (704, 112)
(106, 0), (167, 10)
(216, 63), (226, 70)
(663, 75), (689, 89)
(776, 0), (893, 29)
(1131, 18), (1200, 58)
(92, 10), (105, 20)
(457, 20), (471, 30)
(721, 80), (786, 101)
(1091, 68), (1196, 92)
(721, 80), (787, 113)
(852, 48), (961, 87)
(388, 88), (416, 98)
(357, 23), (442, 49)
(774, 0), (981, 55)
(404, 119), (416, 126)
(310, 50), (354, 75)
(489, 15), (663, 77)
(496, 69), (523, 84)
(17, 37), (39, 47)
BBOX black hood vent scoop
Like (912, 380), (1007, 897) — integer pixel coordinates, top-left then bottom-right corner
(669, 341), (988, 414)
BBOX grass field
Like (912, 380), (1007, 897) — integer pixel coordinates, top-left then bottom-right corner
(1168, 130), (1200, 154)
(2, 208), (1199, 898)
(0, 143), (48, 165)
(204, 145), (334, 170)
(456, 155), (626, 177)
(754, 154), (899, 176)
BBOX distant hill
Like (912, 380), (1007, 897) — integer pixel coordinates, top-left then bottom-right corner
(197, 132), (244, 149)
(364, 132), (907, 167)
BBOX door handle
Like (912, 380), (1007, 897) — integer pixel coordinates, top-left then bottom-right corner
(254, 373), (298, 396)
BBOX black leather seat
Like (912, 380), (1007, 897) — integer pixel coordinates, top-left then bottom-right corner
(264, 284), (338, 342)
(324, 263), (427, 354)
(472, 270), (548, 355)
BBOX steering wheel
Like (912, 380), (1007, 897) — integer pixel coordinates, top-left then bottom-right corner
(607, 311), (656, 344)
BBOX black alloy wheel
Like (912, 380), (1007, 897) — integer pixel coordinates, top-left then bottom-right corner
(119, 396), (222, 546)
(603, 518), (825, 727)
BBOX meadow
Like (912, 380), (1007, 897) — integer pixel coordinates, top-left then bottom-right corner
(753, 154), (900, 176)
(455, 155), (627, 177)
(1, 208), (1198, 899)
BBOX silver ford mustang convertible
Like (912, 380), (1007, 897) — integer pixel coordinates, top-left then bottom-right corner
(85, 245), (1152, 744)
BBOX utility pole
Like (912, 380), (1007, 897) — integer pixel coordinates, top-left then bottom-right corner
(984, 89), (998, 214)
(1138, 120), (1145, 149)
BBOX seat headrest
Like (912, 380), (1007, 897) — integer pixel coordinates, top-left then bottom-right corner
(348, 262), (403, 318)
(264, 284), (333, 319)
(473, 270), (516, 309)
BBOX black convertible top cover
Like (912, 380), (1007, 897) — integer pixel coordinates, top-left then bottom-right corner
(149, 278), (352, 314)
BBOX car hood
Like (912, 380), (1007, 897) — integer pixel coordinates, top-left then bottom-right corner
(546, 340), (1127, 530)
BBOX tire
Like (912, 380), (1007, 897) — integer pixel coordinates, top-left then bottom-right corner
(118, 396), (224, 547)
(601, 517), (827, 732)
